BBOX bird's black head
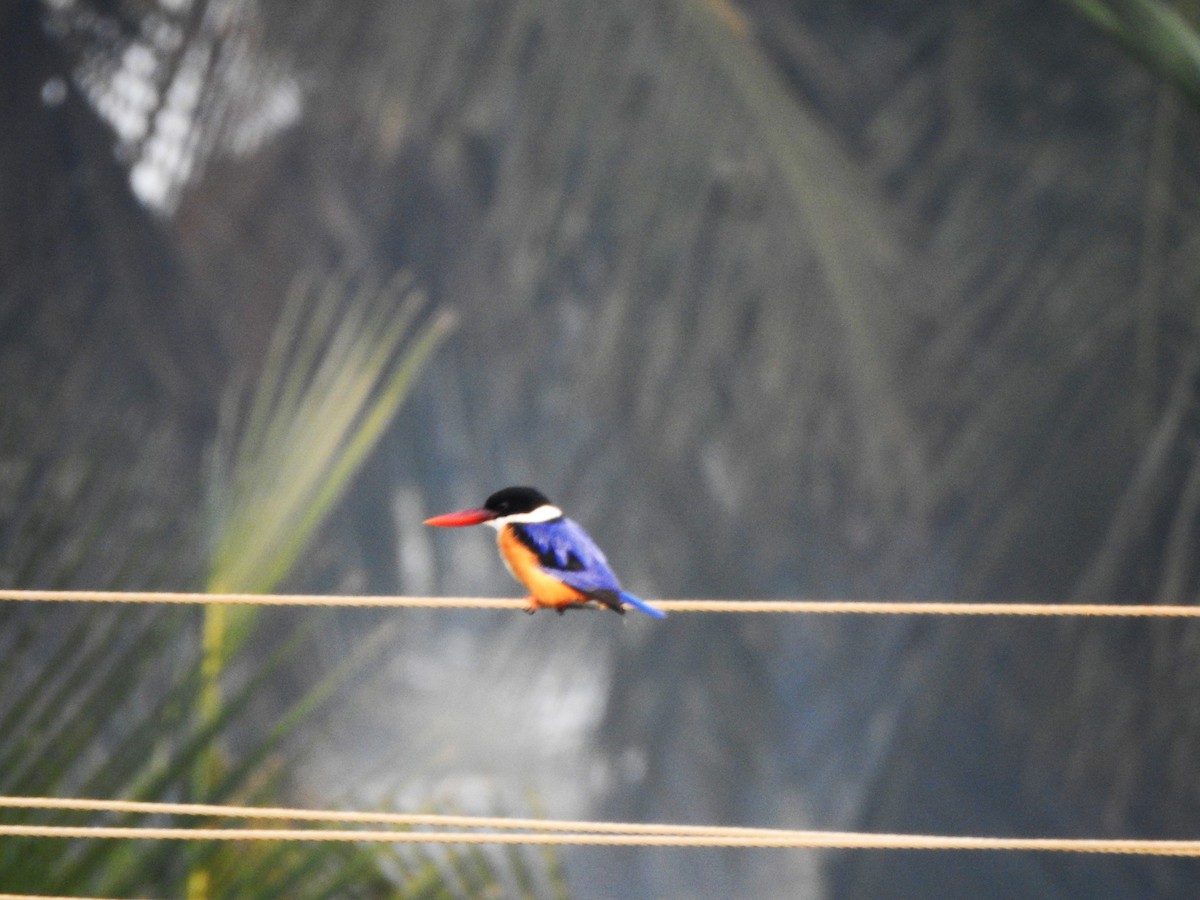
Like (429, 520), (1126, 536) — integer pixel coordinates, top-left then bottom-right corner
(484, 486), (552, 517)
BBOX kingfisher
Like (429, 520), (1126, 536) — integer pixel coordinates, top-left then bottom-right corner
(424, 486), (667, 619)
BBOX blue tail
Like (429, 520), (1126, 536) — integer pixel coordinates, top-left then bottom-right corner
(620, 591), (667, 620)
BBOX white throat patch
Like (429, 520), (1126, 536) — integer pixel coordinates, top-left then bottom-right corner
(485, 504), (563, 529)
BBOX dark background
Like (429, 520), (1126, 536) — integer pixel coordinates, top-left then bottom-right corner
(5, 0), (1200, 896)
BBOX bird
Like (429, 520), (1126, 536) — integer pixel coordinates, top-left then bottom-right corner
(424, 486), (667, 619)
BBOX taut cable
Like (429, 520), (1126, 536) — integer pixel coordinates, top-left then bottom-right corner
(3, 797), (1200, 855)
(2, 589), (1200, 616)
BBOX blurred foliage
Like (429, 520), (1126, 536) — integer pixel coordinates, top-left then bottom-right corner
(11, 0), (1200, 897)
(687, 0), (921, 500)
(1063, 0), (1200, 105)
(191, 271), (454, 897)
(206, 272), (454, 602)
(0, 265), (561, 895)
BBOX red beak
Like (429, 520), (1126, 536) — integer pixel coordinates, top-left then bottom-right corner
(424, 508), (497, 527)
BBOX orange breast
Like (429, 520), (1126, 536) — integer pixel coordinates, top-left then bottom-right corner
(497, 526), (587, 605)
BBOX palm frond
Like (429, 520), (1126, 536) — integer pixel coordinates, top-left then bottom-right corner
(1063, 0), (1200, 105)
(0, 258), (554, 896)
(207, 270), (454, 602)
(682, 0), (921, 495)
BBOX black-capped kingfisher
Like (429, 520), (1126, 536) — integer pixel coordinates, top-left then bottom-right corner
(424, 486), (667, 619)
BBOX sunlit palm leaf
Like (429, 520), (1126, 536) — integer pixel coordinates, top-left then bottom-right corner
(207, 270), (454, 602)
(0, 259), (555, 896)
(188, 270), (454, 897)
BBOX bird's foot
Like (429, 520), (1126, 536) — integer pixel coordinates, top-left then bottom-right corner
(523, 596), (590, 615)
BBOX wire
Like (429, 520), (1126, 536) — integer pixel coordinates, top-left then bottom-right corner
(3, 824), (1200, 854)
(5, 595), (1200, 861)
(0, 796), (787, 836)
(2, 589), (1200, 616)
(2, 797), (1200, 855)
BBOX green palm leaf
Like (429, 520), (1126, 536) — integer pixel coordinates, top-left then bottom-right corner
(1063, 0), (1200, 104)
(0, 265), (561, 897)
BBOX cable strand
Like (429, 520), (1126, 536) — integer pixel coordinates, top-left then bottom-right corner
(2, 797), (1199, 855)
(1, 824), (1199, 854)
(2, 589), (1199, 616)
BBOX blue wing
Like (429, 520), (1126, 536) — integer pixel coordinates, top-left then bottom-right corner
(518, 518), (622, 594)
(516, 518), (667, 618)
